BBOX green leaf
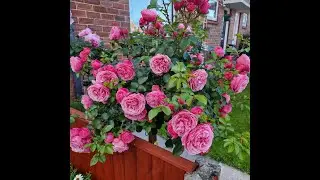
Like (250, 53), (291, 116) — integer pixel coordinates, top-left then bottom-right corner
(165, 139), (173, 148)
(167, 78), (177, 89)
(101, 113), (109, 120)
(161, 106), (172, 116)
(223, 141), (232, 148)
(238, 151), (244, 160)
(173, 143), (184, 156)
(194, 95), (207, 105)
(92, 119), (102, 129)
(157, 46), (165, 54)
(163, 74), (170, 83)
(105, 145), (113, 154)
(98, 154), (106, 163)
(130, 82), (139, 89)
(147, 0), (157, 9)
(102, 124), (113, 133)
(138, 77), (148, 84)
(234, 144), (240, 155)
(70, 117), (75, 124)
(148, 108), (161, 120)
(176, 79), (181, 90)
(90, 154), (99, 166)
(186, 97), (193, 106)
(166, 47), (174, 57)
(227, 144), (234, 153)
(137, 85), (147, 92)
(90, 144), (97, 152)
(180, 39), (190, 50)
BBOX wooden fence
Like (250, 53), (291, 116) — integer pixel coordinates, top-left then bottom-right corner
(70, 108), (198, 180)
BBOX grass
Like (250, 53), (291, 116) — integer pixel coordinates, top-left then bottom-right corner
(207, 84), (250, 174)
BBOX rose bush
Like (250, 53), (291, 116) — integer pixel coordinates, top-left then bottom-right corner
(70, 0), (250, 165)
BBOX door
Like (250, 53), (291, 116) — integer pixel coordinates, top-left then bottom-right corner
(232, 12), (240, 45)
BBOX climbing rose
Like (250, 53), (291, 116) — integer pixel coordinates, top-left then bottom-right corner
(70, 56), (83, 73)
(152, 85), (160, 91)
(104, 132), (114, 143)
(70, 128), (92, 153)
(186, 2), (196, 12)
(224, 62), (233, 69)
(181, 123), (214, 155)
(120, 28), (129, 37)
(81, 95), (93, 110)
(178, 23), (185, 29)
(79, 47), (91, 62)
(169, 110), (198, 137)
(95, 70), (119, 86)
(124, 109), (147, 121)
(199, 0), (210, 14)
(205, 64), (213, 70)
(87, 83), (110, 103)
(219, 104), (232, 117)
(155, 21), (163, 29)
(116, 88), (130, 104)
(139, 17), (147, 26)
(236, 54), (250, 74)
(141, 9), (157, 22)
(98, 65), (117, 74)
(190, 106), (203, 115)
(230, 74), (249, 94)
(196, 53), (204, 64)
(224, 71), (233, 80)
(78, 28), (92, 37)
(109, 26), (122, 40)
(225, 55), (233, 62)
(84, 33), (101, 47)
(119, 130), (135, 144)
(145, 90), (166, 108)
(121, 93), (146, 116)
(188, 69), (208, 92)
(115, 60), (135, 81)
(112, 138), (129, 153)
(167, 120), (178, 139)
(149, 54), (172, 76)
(214, 46), (225, 57)
(174, 1), (184, 11)
(91, 60), (103, 70)
(222, 93), (230, 104)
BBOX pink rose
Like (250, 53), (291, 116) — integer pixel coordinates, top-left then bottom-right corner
(70, 128), (92, 153)
(70, 56), (83, 73)
(112, 138), (129, 153)
(121, 93), (146, 116)
(178, 98), (185, 105)
(224, 71), (233, 80)
(79, 128), (91, 138)
(167, 103), (175, 112)
(155, 21), (163, 29)
(194, 0), (205, 6)
(119, 130), (135, 144)
(205, 64), (213, 70)
(225, 55), (233, 62)
(91, 60), (103, 70)
(152, 85), (160, 91)
(214, 46), (225, 57)
(79, 47), (91, 62)
(81, 95), (93, 110)
(91, 69), (98, 77)
(84, 33), (101, 47)
(139, 17), (147, 26)
(70, 128), (80, 138)
(116, 88), (130, 104)
(190, 106), (203, 115)
(149, 54), (172, 76)
(141, 9), (157, 22)
(146, 90), (167, 108)
(181, 123), (214, 155)
(124, 109), (147, 121)
(95, 70), (119, 86)
(167, 120), (178, 139)
(219, 104), (232, 117)
(98, 65), (117, 74)
(109, 26), (122, 40)
(104, 132), (114, 143)
(120, 28), (129, 37)
(199, 0), (210, 14)
(78, 28), (92, 37)
(186, 2), (196, 12)
(230, 74), (249, 94)
(236, 54), (250, 74)
(224, 62), (233, 69)
(87, 83), (110, 103)
(188, 69), (208, 92)
(169, 110), (198, 137)
(115, 61), (135, 81)
(178, 23), (185, 29)
(222, 93), (230, 104)
(196, 53), (204, 64)
(174, 1), (184, 11)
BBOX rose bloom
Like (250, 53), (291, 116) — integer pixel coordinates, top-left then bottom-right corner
(155, 21), (163, 29)
(169, 110), (198, 137)
(98, 64), (117, 74)
(230, 74), (249, 94)
(78, 28), (92, 37)
(141, 9), (157, 22)
(196, 53), (204, 64)
(79, 47), (91, 62)
(149, 54), (172, 76)
(87, 83), (110, 103)
(214, 46), (225, 57)
(116, 88), (130, 104)
(91, 60), (103, 70)
(174, 1), (184, 11)
(109, 26), (122, 40)
(120, 28), (129, 37)
(199, 0), (210, 14)
(119, 130), (135, 144)
(236, 54), (250, 74)
(219, 104), (232, 118)
(186, 2), (196, 12)
(194, 0), (206, 6)
(222, 93), (230, 104)
(104, 132), (114, 143)
(112, 138), (129, 153)
(167, 103), (175, 112)
(146, 88), (167, 108)
(181, 123), (214, 155)
(121, 93), (146, 116)
(224, 62), (233, 69)
(178, 23), (185, 29)
(139, 17), (147, 26)
(190, 106), (203, 115)
(167, 120), (178, 139)
(225, 55), (233, 62)
(188, 69), (208, 92)
(205, 64), (213, 70)
(81, 95), (93, 110)
(95, 70), (119, 86)
(115, 60), (135, 81)
(224, 71), (233, 80)
(70, 56), (83, 73)
(124, 109), (147, 121)
(84, 33), (101, 47)
(152, 85), (160, 91)
(70, 128), (92, 153)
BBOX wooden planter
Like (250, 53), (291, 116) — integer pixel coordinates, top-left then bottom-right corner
(70, 108), (198, 180)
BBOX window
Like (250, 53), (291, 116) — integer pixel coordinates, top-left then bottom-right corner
(242, 13), (248, 28)
(207, 0), (219, 21)
(129, 0), (173, 32)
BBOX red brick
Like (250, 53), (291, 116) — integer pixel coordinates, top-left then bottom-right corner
(115, 15), (125, 21)
(103, 26), (112, 32)
(71, 2), (77, 9)
(93, 6), (107, 13)
(73, 17), (78, 23)
(96, 31), (109, 37)
(101, 13), (115, 20)
(113, 2), (124, 9)
(121, 22), (130, 28)
(107, 8), (118, 14)
(77, 3), (93, 10)
(73, 0), (84, 2)
(87, 11), (100, 18)
(118, 10), (129, 16)
(119, 0), (129, 4)
(88, 25), (102, 32)
(74, 24), (87, 31)
(124, 4), (129, 10)
(106, 21), (120, 26)
(94, 19), (108, 26)
(79, 18), (94, 24)
(101, 1), (113, 7)
(125, 16), (130, 22)
(84, 0), (100, 5)
(71, 10), (86, 17)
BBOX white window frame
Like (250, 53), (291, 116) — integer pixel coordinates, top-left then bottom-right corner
(242, 13), (248, 28)
(207, 0), (219, 21)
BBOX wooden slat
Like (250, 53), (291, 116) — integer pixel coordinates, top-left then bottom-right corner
(136, 148), (152, 180)
(164, 163), (185, 180)
(151, 156), (164, 180)
(70, 108), (86, 119)
(113, 153), (126, 180)
(124, 145), (137, 180)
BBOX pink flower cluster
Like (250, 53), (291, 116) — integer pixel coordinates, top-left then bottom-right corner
(78, 28), (101, 47)
(109, 26), (129, 41)
(105, 131), (135, 153)
(235, 54), (250, 74)
(70, 47), (91, 73)
(70, 128), (92, 153)
(174, 0), (210, 14)
(146, 85), (167, 108)
(149, 54), (172, 76)
(121, 93), (147, 121)
(188, 69), (208, 92)
(138, 9), (166, 36)
(214, 46), (225, 57)
(115, 60), (135, 81)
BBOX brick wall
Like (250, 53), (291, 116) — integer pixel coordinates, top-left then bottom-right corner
(227, 9), (250, 46)
(205, 2), (224, 47)
(71, 0), (130, 46)
(70, 72), (75, 101)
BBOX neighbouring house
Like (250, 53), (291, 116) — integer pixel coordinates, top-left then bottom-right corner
(70, 0), (250, 99)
